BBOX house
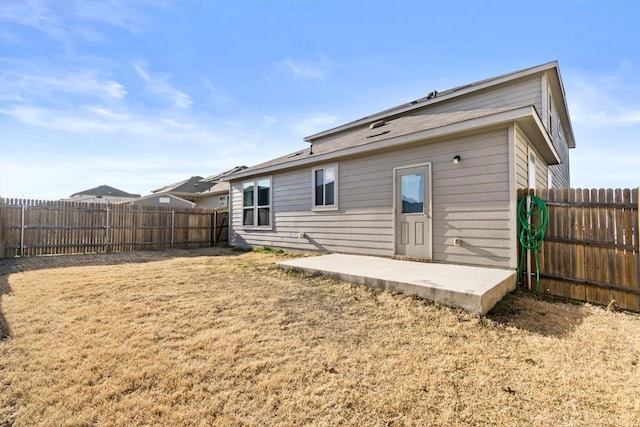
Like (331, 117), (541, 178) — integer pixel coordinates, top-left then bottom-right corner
(196, 166), (248, 209)
(118, 193), (196, 208)
(226, 61), (575, 270)
(65, 185), (141, 204)
(151, 176), (211, 202)
(151, 166), (247, 209)
(194, 182), (231, 209)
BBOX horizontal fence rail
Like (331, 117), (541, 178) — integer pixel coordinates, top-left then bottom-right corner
(518, 188), (639, 312)
(0, 198), (229, 258)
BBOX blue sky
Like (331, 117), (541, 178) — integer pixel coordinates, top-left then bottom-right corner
(1, 0), (638, 199)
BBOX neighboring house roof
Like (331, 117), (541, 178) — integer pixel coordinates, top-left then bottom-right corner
(201, 166), (248, 183)
(229, 105), (559, 180)
(152, 166), (246, 199)
(69, 185), (140, 198)
(305, 61), (575, 149)
(117, 192), (196, 208)
(200, 181), (230, 195)
(151, 176), (210, 194)
(62, 195), (139, 204)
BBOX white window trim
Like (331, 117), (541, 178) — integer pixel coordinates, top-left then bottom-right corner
(217, 194), (228, 208)
(242, 177), (273, 230)
(311, 163), (339, 211)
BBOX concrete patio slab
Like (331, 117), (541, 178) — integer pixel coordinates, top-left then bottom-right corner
(277, 254), (516, 315)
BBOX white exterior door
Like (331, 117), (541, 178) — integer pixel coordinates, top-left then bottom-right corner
(394, 164), (431, 259)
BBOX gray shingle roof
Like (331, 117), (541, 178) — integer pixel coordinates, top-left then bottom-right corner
(234, 108), (515, 177)
(201, 166), (248, 183)
(70, 185), (140, 198)
(151, 176), (210, 194)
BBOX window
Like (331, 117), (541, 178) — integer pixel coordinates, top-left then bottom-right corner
(218, 195), (228, 208)
(528, 152), (536, 189)
(312, 164), (338, 210)
(401, 173), (424, 214)
(242, 178), (271, 228)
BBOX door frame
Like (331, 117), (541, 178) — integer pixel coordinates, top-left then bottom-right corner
(392, 162), (433, 259)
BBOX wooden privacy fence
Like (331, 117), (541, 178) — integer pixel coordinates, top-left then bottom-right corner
(0, 198), (229, 258)
(517, 188), (639, 311)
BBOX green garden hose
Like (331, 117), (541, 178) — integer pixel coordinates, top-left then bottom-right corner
(517, 195), (548, 292)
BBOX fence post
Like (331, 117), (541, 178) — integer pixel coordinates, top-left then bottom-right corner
(20, 203), (25, 257)
(0, 199), (5, 258)
(105, 205), (110, 253)
(213, 210), (217, 247)
(171, 210), (175, 248)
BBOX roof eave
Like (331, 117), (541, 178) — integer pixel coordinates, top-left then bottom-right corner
(545, 66), (577, 149)
(515, 113), (562, 165)
(231, 106), (549, 180)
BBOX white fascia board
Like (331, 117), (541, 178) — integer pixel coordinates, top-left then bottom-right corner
(229, 106), (548, 181)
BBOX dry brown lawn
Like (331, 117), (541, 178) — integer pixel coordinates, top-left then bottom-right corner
(1, 248), (639, 426)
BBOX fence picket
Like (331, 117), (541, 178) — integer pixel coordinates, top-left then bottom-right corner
(519, 188), (639, 311)
(0, 198), (225, 259)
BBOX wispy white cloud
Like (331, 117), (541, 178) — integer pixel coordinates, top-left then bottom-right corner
(293, 113), (339, 136)
(134, 62), (192, 109)
(201, 77), (230, 107)
(0, 103), (276, 198)
(0, 104), (225, 143)
(273, 54), (331, 80)
(566, 67), (640, 128)
(0, 0), (159, 44)
(72, 0), (149, 32)
(0, 70), (127, 103)
(262, 115), (277, 127)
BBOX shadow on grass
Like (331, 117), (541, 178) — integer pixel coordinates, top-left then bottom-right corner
(0, 277), (10, 340)
(0, 247), (241, 340)
(487, 289), (589, 338)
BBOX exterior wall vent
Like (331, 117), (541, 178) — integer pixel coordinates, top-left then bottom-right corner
(369, 120), (387, 129)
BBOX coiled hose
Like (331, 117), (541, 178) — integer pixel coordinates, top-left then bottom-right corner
(517, 195), (548, 292)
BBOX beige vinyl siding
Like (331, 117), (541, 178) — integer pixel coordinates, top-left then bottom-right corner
(515, 126), (529, 188)
(542, 75), (570, 188)
(196, 194), (227, 209)
(311, 77), (543, 148)
(231, 128), (513, 268)
(515, 125), (548, 190)
(535, 156), (548, 190)
(416, 77), (543, 116)
(548, 122), (570, 188)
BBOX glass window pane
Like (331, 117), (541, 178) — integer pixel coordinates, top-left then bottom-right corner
(243, 183), (254, 207)
(257, 208), (270, 226)
(315, 169), (324, 206)
(325, 181), (334, 205)
(257, 179), (270, 206)
(243, 208), (254, 226)
(325, 167), (335, 205)
(401, 173), (424, 214)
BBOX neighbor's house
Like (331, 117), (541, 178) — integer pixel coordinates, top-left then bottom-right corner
(117, 193), (196, 208)
(226, 61), (575, 270)
(196, 166), (247, 208)
(151, 166), (247, 209)
(64, 185), (141, 204)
